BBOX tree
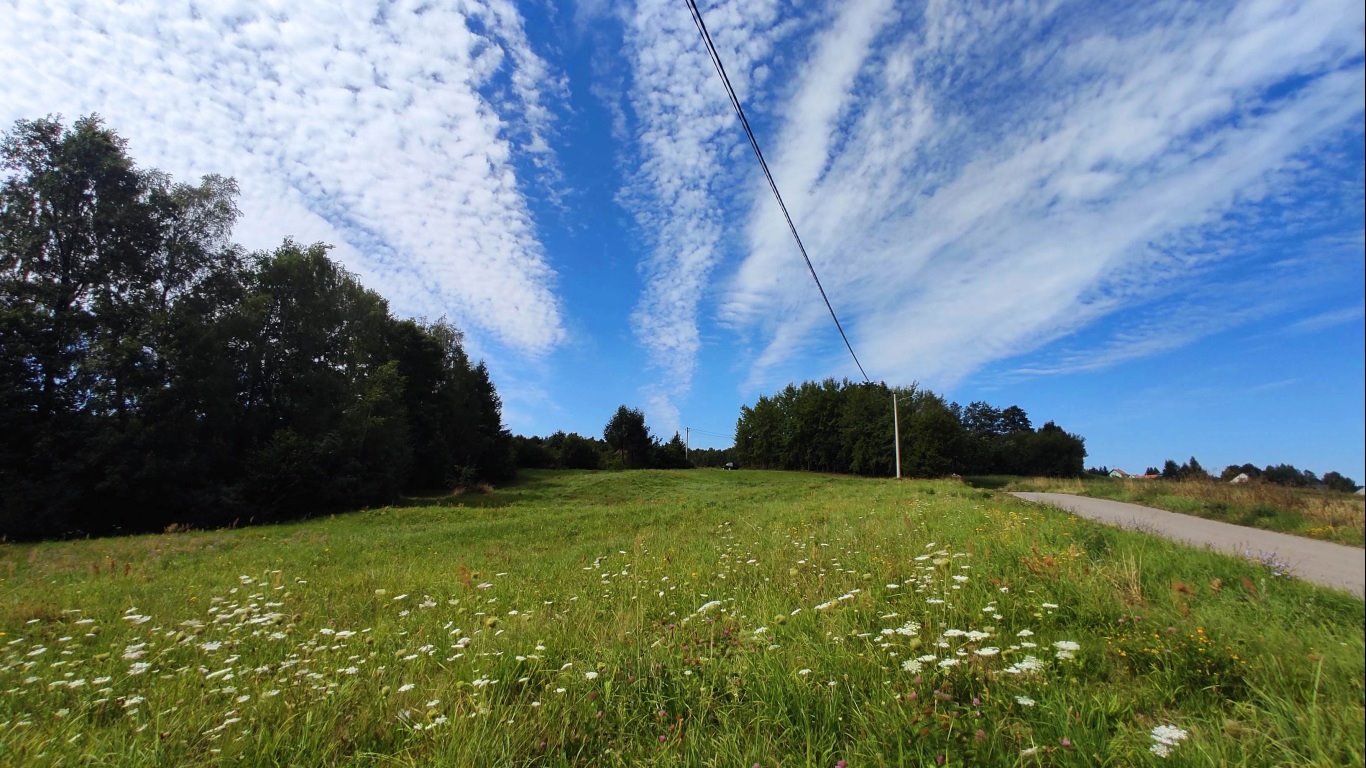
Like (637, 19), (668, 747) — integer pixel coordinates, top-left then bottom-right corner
(999, 406), (1033, 434)
(1322, 471), (1358, 493)
(1182, 456), (1209, 481)
(655, 432), (692, 469)
(604, 406), (653, 469)
(1, 115), (242, 536)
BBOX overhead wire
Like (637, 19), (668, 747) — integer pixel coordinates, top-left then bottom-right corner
(683, 0), (871, 384)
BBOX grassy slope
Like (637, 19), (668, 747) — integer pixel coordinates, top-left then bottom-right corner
(1, 470), (1361, 767)
(974, 476), (1366, 547)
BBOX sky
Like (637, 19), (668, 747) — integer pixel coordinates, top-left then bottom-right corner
(2, 0), (1363, 479)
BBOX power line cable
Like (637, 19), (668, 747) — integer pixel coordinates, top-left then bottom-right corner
(685, 426), (732, 440)
(683, 0), (870, 384)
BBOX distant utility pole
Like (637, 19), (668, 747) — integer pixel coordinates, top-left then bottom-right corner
(893, 392), (902, 479)
(685, 427), (690, 461)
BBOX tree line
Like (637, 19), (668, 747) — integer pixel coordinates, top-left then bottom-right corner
(512, 406), (736, 471)
(733, 380), (1085, 477)
(1, 115), (512, 539)
(1086, 458), (1359, 492)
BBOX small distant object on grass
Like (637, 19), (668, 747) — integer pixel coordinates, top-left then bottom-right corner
(451, 482), (494, 497)
(723, 462), (740, 471)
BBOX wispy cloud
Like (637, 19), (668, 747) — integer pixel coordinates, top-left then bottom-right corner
(1285, 305), (1365, 335)
(702, 0), (1365, 392)
(610, 0), (795, 431)
(0, 0), (567, 355)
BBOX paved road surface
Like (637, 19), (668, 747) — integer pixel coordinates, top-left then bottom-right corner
(1011, 492), (1364, 598)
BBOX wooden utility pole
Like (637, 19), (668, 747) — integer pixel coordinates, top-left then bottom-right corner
(893, 392), (902, 479)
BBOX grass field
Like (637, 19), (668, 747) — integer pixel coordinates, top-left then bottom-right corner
(1, 470), (1362, 766)
(972, 476), (1366, 547)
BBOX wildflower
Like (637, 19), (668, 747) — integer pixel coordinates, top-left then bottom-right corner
(1004, 655), (1045, 675)
(584, 671), (599, 681)
(200, 641), (223, 652)
(797, 669), (812, 676)
(1053, 640), (1080, 660)
(901, 659), (922, 673)
(1149, 724), (1189, 757)
(975, 647), (1000, 657)
(398, 683), (416, 692)
(1015, 695), (1036, 706)
(128, 662), (151, 675)
(937, 658), (960, 669)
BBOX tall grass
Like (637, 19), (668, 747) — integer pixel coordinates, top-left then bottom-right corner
(1, 470), (1361, 766)
(993, 476), (1364, 547)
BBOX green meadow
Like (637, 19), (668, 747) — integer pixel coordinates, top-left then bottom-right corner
(1, 470), (1362, 766)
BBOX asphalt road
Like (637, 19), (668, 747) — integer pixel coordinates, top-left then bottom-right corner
(1011, 492), (1365, 598)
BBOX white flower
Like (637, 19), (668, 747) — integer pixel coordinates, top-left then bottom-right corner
(584, 671), (599, 681)
(975, 647), (1000, 657)
(398, 683), (415, 693)
(1053, 640), (1080, 660)
(1004, 655), (1045, 675)
(1041, 602), (1059, 609)
(797, 668), (812, 676)
(937, 658), (960, 668)
(1015, 695), (1036, 707)
(128, 662), (151, 675)
(200, 641), (222, 652)
(1016, 629), (1034, 637)
(901, 659), (922, 674)
(1149, 724), (1189, 757)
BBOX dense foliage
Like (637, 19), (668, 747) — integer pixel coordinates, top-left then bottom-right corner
(0, 116), (512, 539)
(733, 379), (1085, 477)
(512, 406), (702, 471)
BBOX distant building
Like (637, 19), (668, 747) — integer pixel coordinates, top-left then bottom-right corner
(1108, 469), (1129, 479)
(1230, 473), (1251, 484)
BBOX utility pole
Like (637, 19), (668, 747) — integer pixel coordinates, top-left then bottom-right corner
(893, 392), (902, 479)
(685, 427), (690, 461)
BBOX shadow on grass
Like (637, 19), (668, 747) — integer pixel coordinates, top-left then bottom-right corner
(961, 475), (1017, 490)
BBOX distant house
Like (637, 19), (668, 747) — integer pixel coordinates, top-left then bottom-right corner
(1108, 469), (1129, 479)
(1229, 473), (1251, 484)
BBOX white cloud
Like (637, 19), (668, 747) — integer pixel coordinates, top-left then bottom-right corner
(712, 0), (1364, 391)
(0, 0), (567, 355)
(615, 0), (793, 429)
(1285, 305), (1366, 335)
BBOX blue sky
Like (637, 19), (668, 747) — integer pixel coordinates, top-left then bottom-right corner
(3, 0), (1363, 479)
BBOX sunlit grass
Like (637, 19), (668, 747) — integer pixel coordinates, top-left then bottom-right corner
(1, 470), (1362, 766)
(985, 476), (1365, 547)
